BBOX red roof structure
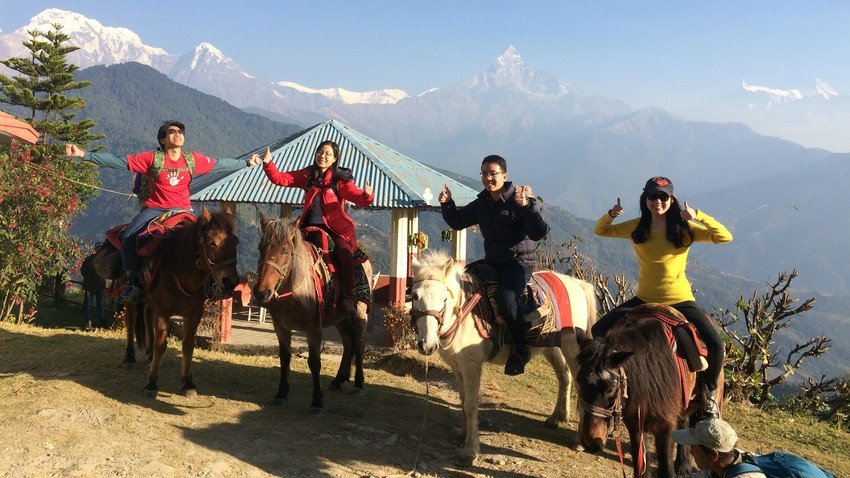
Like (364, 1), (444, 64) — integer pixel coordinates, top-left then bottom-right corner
(0, 110), (39, 145)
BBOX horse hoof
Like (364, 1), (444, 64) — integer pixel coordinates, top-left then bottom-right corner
(454, 453), (476, 467)
(351, 386), (365, 396)
(143, 388), (158, 399)
(544, 417), (564, 429)
(271, 398), (287, 408)
(182, 388), (198, 399)
(122, 362), (136, 371)
(309, 406), (324, 416)
(327, 381), (343, 392)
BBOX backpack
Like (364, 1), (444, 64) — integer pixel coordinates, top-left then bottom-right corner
(726, 452), (835, 478)
(133, 149), (195, 204)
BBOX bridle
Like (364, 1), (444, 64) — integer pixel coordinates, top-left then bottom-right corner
(580, 366), (632, 478)
(174, 222), (237, 299)
(409, 277), (481, 347)
(259, 242), (312, 300)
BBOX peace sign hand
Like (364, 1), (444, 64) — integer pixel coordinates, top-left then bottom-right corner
(363, 181), (373, 196)
(680, 200), (696, 221)
(609, 197), (623, 218)
(439, 184), (452, 204)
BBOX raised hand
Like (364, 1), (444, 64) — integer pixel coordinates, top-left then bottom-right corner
(439, 184), (452, 204)
(609, 197), (623, 218)
(262, 147), (272, 164)
(363, 181), (373, 196)
(65, 143), (85, 158)
(680, 200), (696, 221)
(514, 185), (530, 207)
(248, 152), (261, 167)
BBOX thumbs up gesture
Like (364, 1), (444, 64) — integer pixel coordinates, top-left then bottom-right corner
(363, 180), (373, 197)
(248, 152), (261, 167)
(438, 184), (452, 204)
(262, 147), (272, 164)
(680, 200), (696, 221)
(514, 185), (531, 207)
(609, 197), (623, 218)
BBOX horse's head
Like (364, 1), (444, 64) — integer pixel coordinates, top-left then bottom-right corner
(254, 216), (306, 304)
(575, 329), (634, 454)
(409, 250), (463, 355)
(196, 207), (240, 294)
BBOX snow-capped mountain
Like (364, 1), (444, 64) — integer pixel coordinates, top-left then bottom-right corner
(741, 79), (838, 107)
(0, 8), (178, 72)
(0, 9), (410, 109)
(463, 45), (571, 96)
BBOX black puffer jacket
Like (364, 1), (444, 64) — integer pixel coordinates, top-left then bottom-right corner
(441, 182), (549, 267)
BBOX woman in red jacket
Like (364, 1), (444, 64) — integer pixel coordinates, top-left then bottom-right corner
(262, 141), (374, 313)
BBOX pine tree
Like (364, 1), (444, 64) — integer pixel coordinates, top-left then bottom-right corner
(0, 24), (105, 315)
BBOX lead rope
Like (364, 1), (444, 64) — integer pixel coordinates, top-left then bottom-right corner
(411, 355), (430, 475)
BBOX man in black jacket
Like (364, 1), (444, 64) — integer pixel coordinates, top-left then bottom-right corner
(439, 155), (549, 375)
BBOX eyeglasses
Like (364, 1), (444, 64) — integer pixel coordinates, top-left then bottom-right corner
(646, 193), (670, 202)
(166, 128), (184, 136)
(480, 170), (505, 178)
(316, 152), (335, 158)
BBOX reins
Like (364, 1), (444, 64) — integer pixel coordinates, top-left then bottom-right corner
(580, 366), (630, 478)
(409, 277), (483, 349)
(172, 220), (237, 299)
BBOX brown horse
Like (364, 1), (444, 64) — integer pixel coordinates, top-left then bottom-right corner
(575, 313), (703, 478)
(139, 207), (240, 398)
(253, 217), (373, 413)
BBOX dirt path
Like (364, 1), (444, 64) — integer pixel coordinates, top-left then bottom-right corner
(0, 322), (635, 478)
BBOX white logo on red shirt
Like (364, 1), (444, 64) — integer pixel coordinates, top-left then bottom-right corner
(166, 171), (182, 186)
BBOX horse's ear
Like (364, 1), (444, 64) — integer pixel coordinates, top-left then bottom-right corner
(411, 255), (421, 269)
(200, 206), (212, 222)
(260, 214), (270, 230)
(610, 351), (634, 368)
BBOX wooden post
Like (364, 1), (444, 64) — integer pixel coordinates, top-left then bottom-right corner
(219, 298), (233, 343)
(451, 229), (467, 266)
(388, 208), (409, 305)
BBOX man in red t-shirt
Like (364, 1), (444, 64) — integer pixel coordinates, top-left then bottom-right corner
(66, 120), (261, 303)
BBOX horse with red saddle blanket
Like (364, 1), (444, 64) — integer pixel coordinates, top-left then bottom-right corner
(92, 207), (240, 398)
(576, 303), (724, 478)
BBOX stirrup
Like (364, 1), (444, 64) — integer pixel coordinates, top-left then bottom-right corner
(116, 285), (140, 304)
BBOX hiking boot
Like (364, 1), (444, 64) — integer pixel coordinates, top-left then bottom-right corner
(701, 385), (720, 419)
(116, 285), (141, 304)
(505, 353), (526, 376)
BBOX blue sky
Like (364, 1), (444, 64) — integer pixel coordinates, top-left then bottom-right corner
(2, 1), (850, 113)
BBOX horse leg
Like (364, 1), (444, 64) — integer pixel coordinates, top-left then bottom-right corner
(673, 415), (696, 474)
(306, 329), (324, 414)
(272, 322), (291, 407)
(122, 304), (137, 370)
(144, 304), (154, 362)
(329, 321), (353, 391)
(628, 426), (647, 478)
(351, 303), (368, 392)
(456, 361), (483, 467)
(143, 310), (169, 398)
(179, 309), (202, 398)
(542, 345), (569, 429)
(452, 368), (467, 446)
(561, 328), (586, 449)
(134, 301), (146, 351)
(654, 428), (676, 478)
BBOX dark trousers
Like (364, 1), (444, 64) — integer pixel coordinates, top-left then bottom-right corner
(121, 207), (192, 276)
(304, 224), (355, 298)
(592, 297), (725, 389)
(83, 290), (105, 325)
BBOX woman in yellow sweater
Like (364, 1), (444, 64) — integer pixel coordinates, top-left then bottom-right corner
(592, 176), (733, 418)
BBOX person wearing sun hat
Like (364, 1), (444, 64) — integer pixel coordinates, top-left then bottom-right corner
(672, 418), (766, 478)
(592, 176), (733, 419)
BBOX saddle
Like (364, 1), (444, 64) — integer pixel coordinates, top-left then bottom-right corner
(101, 211), (197, 291)
(464, 264), (575, 349)
(300, 226), (372, 313)
(617, 303), (709, 373)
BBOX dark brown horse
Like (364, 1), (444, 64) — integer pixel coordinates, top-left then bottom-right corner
(575, 315), (700, 478)
(140, 207), (240, 398)
(253, 217), (373, 413)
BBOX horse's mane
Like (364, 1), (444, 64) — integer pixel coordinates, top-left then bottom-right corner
(583, 317), (682, 418)
(260, 218), (315, 312)
(165, 211), (235, 270)
(413, 249), (463, 283)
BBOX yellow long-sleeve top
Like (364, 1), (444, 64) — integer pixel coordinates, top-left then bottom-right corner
(594, 210), (733, 304)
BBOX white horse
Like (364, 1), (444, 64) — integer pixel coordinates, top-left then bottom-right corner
(411, 250), (598, 465)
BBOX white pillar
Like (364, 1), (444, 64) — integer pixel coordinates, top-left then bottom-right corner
(389, 208), (409, 305)
(451, 229), (467, 265)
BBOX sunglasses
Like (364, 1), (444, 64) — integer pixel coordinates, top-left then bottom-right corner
(646, 193), (671, 202)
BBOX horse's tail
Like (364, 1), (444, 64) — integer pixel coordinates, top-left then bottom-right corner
(579, 279), (598, 337)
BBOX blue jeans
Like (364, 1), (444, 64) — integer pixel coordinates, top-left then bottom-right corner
(121, 207), (193, 275)
(83, 290), (105, 325)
